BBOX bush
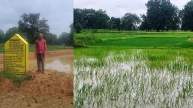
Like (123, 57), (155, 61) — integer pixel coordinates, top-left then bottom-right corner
(74, 34), (96, 47)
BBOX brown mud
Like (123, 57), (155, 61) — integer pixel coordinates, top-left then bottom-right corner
(0, 48), (73, 108)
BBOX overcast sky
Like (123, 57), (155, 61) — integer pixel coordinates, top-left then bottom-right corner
(0, 0), (73, 35)
(74, 0), (190, 17)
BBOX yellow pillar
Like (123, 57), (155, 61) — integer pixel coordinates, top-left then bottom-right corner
(4, 34), (29, 75)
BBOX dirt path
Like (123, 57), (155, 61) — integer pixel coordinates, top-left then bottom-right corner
(0, 54), (3, 71)
(0, 48), (74, 108)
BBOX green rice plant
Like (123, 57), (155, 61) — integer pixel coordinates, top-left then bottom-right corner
(74, 30), (193, 48)
(74, 49), (193, 108)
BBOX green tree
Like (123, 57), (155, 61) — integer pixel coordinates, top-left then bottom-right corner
(182, 0), (193, 31)
(74, 22), (82, 33)
(108, 17), (121, 30)
(74, 8), (84, 32)
(142, 0), (180, 31)
(18, 13), (49, 43)
(121, 13), (141, 30)
(0, 29), (4, 43)
(45, 33), (58, 45)
(4, 27), (20, 42)
(74, 9), (110, 30)
(140, 14), (150, 31)
(58, 32), (72, 46)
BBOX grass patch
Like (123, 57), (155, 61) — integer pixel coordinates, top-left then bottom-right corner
(0, 71), (32, 87)
(75, 30), (193, 48)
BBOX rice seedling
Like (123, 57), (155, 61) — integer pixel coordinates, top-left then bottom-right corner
(74, 49), (193, 108)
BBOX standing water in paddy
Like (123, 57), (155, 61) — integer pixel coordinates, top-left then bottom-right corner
(74, 50), (193, 108)
(45, 58), (71, 73)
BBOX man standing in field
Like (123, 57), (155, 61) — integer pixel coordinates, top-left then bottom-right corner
(36, 33), (47, 73)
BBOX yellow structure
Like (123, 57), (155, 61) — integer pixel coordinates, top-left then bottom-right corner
(4, 34), (29, 75)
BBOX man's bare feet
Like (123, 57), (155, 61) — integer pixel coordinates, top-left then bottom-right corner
(36, 70), (41, 74)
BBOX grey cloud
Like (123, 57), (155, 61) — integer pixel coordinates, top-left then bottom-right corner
(0, 0), (73, 35)
(74, 0), (190, 17)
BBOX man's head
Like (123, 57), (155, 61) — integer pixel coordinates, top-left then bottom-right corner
(39, 33), (44, 39)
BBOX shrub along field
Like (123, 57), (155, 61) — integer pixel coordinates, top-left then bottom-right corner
(74, 30), (193, 48)
(74, 30), (193, 107)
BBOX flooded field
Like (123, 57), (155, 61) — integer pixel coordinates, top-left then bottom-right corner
(45, 59), (71, 73)
(29, 50), (73, 73)
(74, 49), (193, 108)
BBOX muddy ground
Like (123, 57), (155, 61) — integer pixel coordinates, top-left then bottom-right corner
(0, 48), (73, 108)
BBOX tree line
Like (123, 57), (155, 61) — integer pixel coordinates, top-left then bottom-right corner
(0, 13), (73, 46)
(74, 0), (193, 32)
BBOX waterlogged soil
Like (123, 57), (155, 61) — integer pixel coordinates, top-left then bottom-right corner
(29, 49), (73, 72)
(45, 60), (71, 73)
(0, 48), (73, 108)
(75, 51), (193, 108)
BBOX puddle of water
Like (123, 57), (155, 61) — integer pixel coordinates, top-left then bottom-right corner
(45, 59), (71, 73)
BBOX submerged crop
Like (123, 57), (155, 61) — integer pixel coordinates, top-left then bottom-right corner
(74, 50), (193, 108)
